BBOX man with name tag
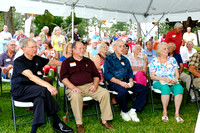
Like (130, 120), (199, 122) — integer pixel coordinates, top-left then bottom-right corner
(0, 40), (16, 79)
(103, 39), (148, 122)
(60, 41), (114, 133)
(165, 22), (183, 53)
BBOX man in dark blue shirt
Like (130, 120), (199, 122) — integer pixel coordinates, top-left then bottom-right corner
(168, 42), (195, 102)
(104, 39), (148, 122)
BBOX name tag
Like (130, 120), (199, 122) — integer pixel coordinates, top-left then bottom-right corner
(5, 59), (11, 62)
(172, 35), (176, 38)
(121, 62), (125, 66)
(70, 62), (76, 67)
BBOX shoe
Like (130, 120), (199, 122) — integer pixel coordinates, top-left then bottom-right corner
(174, 117), (184, 123)
(120, 111), (131, 121)
(100, 121), (115, 130)
(53, 121), (74, 133)
(191, 96), (200, 103)
(162, 116), (169, 122)
(76, 124), (84, 133)
(128, 109), (140, 122)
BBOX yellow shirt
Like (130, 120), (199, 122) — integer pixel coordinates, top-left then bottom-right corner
(52, 35), (65, 51)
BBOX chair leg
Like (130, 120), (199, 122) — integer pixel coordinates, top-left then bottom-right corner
(110, 96), (115, 116)
(150, 88), (155, 112)
(95, 102), (99, 120)
(65, 95), (70, 122)
(193, 87), (200, 111)
(11, 97), (17, 132)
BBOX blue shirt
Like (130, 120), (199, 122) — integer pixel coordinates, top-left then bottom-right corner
(59, 56), (67, 61)
(141, 49), (157, 63)
(169, 52), (183, 68)
(104, 52), (134, 81)
(92, 35), (101, 40)
(113, 36), (119, 41)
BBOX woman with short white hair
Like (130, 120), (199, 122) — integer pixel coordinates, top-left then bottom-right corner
(149, 42), (184, 123)
(181, 41), (197, 68)
(93, 43), (108, 83)
(127, 45), (148, 86)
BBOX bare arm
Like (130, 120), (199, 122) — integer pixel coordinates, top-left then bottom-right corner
(62, 78), (82, 93)
(22, 70), (57, 96)
(48, 60), (62, 66)
(93, 55), (101, 70)
(189, 65), (200, 78)
(38, 49), (45, 56)
(179, 63), (184, 73)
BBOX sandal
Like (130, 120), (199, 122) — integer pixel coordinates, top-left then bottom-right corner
(174, 117), (184, 123)
(162, 116), (169, 122)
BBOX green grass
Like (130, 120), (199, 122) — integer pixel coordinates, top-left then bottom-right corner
(0, 81), (199, 133)
(193, 45), (200, 51)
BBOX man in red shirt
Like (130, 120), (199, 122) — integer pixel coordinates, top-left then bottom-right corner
(165, 22), (183, 53)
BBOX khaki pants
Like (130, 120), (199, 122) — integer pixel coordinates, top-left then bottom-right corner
(180, 72), (194, 97)
(66, 83), (113, 124)
(56, 51), (63, 59)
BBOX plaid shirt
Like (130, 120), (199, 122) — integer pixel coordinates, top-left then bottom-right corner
(188, 53), (200, 71)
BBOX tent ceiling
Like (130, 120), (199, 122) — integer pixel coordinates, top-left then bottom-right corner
(1, 0), (200, 22)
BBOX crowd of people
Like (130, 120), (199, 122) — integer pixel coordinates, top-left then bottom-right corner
(0, 22), (200, 133)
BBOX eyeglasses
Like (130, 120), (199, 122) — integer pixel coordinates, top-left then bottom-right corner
(9, 44), (17, 46)
(147, 55), (152, 57)
(26, 46), (38, 49)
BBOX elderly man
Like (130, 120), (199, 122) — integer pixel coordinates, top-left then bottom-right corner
(74, 28), (81, 41)
(10, 38), (73, 133)
(165, 22), (183, 53)
(0, 25), (12, 52)
(87, 39), (98, 57)
(39, 26), (49, 43)
(142, 41), (157, 63)
(128, 30), (137, 43)
(0, 40), (16, 79)
(104, 39), (148, 122)
(92, 32), (101, 41)
(36, 37), (45, 55)
(189, 53), (200, 101)
(60, 41), (114, 133)
(168, 42), (196, 102)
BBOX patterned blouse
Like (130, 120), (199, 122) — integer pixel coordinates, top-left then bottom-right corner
(149, 56), (178, 83)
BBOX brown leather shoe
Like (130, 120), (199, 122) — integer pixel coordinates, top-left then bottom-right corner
(100, 121), (115, 130)
(76, 124), (84, 133)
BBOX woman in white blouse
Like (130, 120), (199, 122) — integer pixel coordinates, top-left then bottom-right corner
(181, 41), (197, 68)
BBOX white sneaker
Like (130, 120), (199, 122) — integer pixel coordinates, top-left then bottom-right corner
(128, 109), (140, 122)
(120, 111), (131, 121)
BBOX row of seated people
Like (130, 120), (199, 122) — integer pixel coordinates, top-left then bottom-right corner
(1, 38), (200, 133)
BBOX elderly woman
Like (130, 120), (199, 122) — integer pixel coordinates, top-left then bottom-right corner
(126, 45), (148, 86)
(181, 41), (197, 68)
(93, 43), (108, 83)
(51, 26), (66, 59)
(149, 42), (184, 123)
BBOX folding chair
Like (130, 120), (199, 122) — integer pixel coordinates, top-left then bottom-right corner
(64, 86), (99, 122)
(101, 66), (135, 116)
(188, 73), (200, 111)
(0, 68), (11, 96)
(148, 67), (174, 112)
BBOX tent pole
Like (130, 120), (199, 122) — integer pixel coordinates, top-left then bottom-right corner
(71, 4), (75, 42)
(132, 13), (146, 37)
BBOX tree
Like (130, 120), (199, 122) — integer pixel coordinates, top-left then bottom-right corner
(89, 17), (105, 37)
(3, 7), (15, 35)
(0, 12), (4, 31)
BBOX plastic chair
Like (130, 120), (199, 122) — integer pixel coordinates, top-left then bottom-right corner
(0, 68), (11, 96)
(188, 73), (200, 111)
(64, 86), (99, 122)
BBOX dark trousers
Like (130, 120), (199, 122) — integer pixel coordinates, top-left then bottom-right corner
(13, 85), (60, 125)
(108, 82), (148, 112)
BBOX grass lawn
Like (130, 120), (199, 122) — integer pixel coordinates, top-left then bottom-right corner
(0, 81), (199, 133)
(193, 45), (200, 51)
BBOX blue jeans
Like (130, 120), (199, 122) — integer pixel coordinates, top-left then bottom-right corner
(108, 82), (148, 112)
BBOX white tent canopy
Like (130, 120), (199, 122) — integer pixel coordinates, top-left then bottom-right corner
(1, 0), (200, 23)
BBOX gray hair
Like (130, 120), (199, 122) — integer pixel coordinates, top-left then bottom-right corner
(7, 40), (16, 45)
(19, 37), (36, 48)
(168, 42), (176, 49)
(97, 43), (108, 54)
(115, 39), (125, 46)
(42, 26), (49, 30)
(156, 42), (168, 56)
(132, 44), (141, 52)
(174, 22), (183, 29)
